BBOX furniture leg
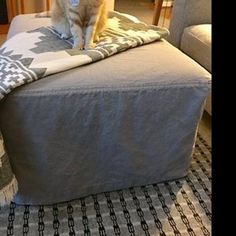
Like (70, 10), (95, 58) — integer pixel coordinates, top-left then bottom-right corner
(152, 0), (163, 25)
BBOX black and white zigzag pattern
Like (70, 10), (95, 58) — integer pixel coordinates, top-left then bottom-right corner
(0, 48), (47, 99)
(0, 134), (211, 236)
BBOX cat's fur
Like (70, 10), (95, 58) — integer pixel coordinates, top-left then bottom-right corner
(51, 0), (107, 49)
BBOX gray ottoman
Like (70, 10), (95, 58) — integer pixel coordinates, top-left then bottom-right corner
(0, 14), (211, 205)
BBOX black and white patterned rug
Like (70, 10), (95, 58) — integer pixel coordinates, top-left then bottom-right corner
(0, 134), (211, 236)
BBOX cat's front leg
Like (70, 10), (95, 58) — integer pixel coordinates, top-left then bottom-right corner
(94, 34), (100, 43)
(73, 37), (84, 49)
(84, 25), (96, 49)
(51, 4), (72, 41)
(69, 20), (84, 49)
(84, 17), (99, 49)
(60, 33), (71, 39)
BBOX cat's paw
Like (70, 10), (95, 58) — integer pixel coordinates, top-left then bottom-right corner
(84, 43), (96, 50)
(94, 35), (100, 42)
(60, 33), (70, 39)
(73, 43), (84, 50)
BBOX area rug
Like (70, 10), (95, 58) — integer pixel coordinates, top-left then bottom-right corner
(0, 134), (211, 236)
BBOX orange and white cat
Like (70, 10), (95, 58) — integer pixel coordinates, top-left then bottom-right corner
(51, 0), (107, 49)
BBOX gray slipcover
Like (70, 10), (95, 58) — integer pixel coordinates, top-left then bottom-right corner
(181, 24), (211, 73)
(168, 0), (211, 48)
(0, 14), (211, 205)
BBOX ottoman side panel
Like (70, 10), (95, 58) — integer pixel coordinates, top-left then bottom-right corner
(0, 83), (209, 205)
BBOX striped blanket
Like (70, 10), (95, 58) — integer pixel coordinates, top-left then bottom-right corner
(0, 11), (169, 206)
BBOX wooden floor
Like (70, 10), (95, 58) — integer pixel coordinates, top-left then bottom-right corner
(115, 0), (172, 27)
(0, 34), (7, 46)
(0, 23), (8, 45)
(0, 24), (9, 34)
(198, 111), (211, 145)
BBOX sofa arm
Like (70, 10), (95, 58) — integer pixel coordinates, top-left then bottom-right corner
(168, 0), (211, 48)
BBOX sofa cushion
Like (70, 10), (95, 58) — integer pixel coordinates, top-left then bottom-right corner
(168, 0), (211, 48)
(180, 24), (211, 72)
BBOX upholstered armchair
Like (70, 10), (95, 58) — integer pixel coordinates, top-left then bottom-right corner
(168, 0), (212, 115)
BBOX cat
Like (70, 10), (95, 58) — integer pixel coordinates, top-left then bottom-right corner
(51, 0), (107, 50)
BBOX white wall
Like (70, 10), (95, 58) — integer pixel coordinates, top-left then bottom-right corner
(155, 0), (173, 7)
(107, 0), (115, 11)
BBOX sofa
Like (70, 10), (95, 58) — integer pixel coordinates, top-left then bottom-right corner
(168, 0), (212, 115)
(1, 1), (210, 205)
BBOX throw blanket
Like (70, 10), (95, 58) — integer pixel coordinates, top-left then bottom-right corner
(0, 11), (169, 206)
